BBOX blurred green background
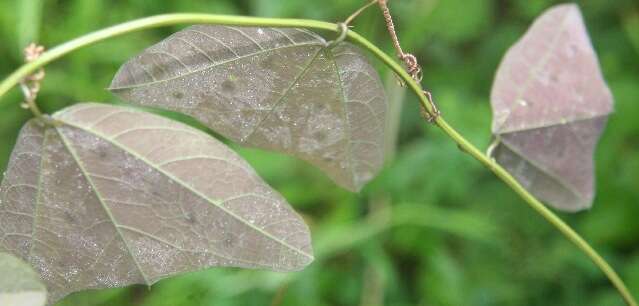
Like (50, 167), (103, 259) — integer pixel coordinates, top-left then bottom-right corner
(1, 0), (638, 305)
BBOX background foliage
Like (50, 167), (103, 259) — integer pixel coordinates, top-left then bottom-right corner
(0, 0), (638, 305)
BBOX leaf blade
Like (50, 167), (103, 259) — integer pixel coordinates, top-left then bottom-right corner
(491, 4), (613, 134)
(1, 103), (313, 305)
(489, 4), (614, 211)
(110, 26), (388, 191)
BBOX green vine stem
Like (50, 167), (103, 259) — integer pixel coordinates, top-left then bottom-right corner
(0, 13), (635, 306)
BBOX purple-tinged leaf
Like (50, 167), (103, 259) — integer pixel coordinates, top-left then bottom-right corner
(0, 103), (313, 305)
(490, 4), (613, 211)
(109, 26), (388, 192)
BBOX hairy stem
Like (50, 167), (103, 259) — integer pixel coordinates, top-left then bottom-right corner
(0, 13), (635, 306)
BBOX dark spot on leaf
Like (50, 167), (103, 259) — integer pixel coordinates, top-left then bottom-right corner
(222, 233), (236, 248)
(98, 149), (108, 159)
(314, 131), (326, 141)
(221, 80), (236, 93)
(64, 211), (75, 223)
(172, 92), (184, 99)
(260, 55), (276, 70)
(568, 44), (579, 56)
(184, 212), (197, 224)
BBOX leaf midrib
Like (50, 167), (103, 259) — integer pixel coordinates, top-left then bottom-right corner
(53, 127), (153, 285)
(27, 124), (47, 264)
(57, 118), (314, 263)
(109, 42), (322, 90)
(242, 46), (323, 142)
(498, 137), (587, 207)
(497, 113), (610, 134)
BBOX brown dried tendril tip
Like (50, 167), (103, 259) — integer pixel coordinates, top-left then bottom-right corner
(419, 90), (440, 123)
(378, 0), (438, 121)
(378, 0), (422, 81)
(400, 53), (422, 82)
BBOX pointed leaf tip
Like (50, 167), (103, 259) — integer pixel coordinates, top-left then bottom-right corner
(489, 4), (613, 211)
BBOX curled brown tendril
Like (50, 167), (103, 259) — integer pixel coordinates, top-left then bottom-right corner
(377, 0), (439, 121)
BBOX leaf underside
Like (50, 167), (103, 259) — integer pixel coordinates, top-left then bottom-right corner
(0, 103), (313, 305)
(110, 25), (388, 192)
(0, 252), (47, 306)
(490, 4), (614, 211)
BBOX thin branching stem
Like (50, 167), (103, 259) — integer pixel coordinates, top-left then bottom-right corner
(0, 13), (634, 306)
